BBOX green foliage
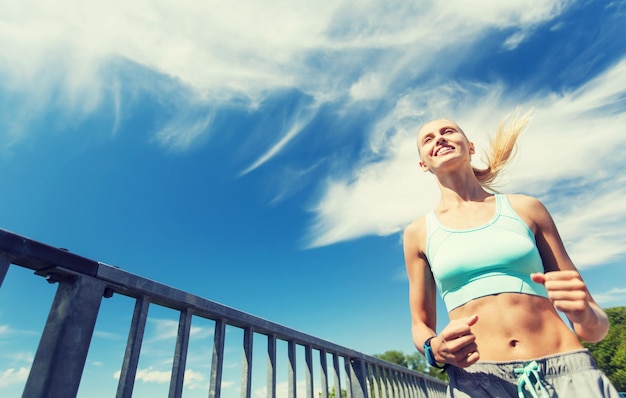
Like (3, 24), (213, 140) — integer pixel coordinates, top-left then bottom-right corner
(582, 306), (626, 391)
(406, 351), (429, 373)
(374, 350), (410, 368)
(318, 386), (346, 398)
(373, 350), (449, 382)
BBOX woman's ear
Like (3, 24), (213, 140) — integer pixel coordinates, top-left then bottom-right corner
(468, 141), (476, 155)
(419, 160), (430, 173)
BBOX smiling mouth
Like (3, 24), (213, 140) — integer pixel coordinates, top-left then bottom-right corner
(435, 146), (454, 156)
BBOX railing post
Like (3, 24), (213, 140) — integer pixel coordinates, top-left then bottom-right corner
(23, 272), (107, 398)
(305, 345), (314, 398)
(349, 358), (369, 398)
(288, 341), (297, 398)
(169, 308), (193, 398)
(332, 353), (342, 398)
(319, 350), (329, 398)
(266, 334), (277, 398)
(116, 295), (151, 398)
(241, 327), (253, 398)
(0, 253), (11, 288)
(209, 319), (226, 398)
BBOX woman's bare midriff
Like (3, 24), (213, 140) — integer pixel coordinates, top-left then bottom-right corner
(449, 293), (584, 361)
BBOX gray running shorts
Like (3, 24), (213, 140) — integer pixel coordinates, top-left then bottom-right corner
(447, 349), (619, 397)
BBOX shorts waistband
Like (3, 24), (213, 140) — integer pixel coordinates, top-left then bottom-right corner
(450, 349), (597, 383)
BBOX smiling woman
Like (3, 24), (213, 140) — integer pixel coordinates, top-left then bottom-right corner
(404, 112), (620, 397)
(416, 112), (528, 190)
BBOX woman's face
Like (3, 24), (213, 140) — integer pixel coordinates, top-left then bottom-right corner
(417, 119), (474, 173)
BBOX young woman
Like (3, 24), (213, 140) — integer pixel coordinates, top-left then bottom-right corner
(403, 114), (619, 397)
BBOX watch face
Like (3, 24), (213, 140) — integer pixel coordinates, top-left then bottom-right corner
(424, 338), (445, 368)
(425, 344), (436, 365)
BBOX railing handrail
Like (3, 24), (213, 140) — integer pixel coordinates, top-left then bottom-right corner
(0, 227), (448, 398)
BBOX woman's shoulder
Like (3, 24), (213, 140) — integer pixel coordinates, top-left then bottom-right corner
(403, 215), (428, 251)
(504, 193), (546, 210)
(504, 193), (551, 226)
(404, 215), (427, 237)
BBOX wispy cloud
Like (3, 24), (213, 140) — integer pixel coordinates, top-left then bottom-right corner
(112, 366), (205, 387)
(548, 182), (626, 268)
(306, 55), (626, 259)
(6, 352), (34, 365)
(0, 0), (572, 153)
(305, 81), (510, 248)
(93, 330), (125, 341)
(0, 324), (40, 338)
(153, 107), (215, 152)
(3, 0), (622, 259)
(239, 101), (319, 176)
(593, 287), (626, 305)
(145, 318), (213, 343)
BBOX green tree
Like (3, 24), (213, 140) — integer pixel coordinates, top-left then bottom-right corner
(582, 306), (626, 391)
(318, 386), (346, 398)
(374, 350), (448, 382)
(374, 350), (411, 369)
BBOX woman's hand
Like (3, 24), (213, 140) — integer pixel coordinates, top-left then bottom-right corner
(531, 270), (591, 322)
(433, 314), (480, 368)
(531, 271), (609, 342)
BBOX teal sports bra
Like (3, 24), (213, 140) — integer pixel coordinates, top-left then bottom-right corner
(425, 194), (549, 312)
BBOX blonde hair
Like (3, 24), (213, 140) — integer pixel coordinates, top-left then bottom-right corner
(473, 109), (532, 189)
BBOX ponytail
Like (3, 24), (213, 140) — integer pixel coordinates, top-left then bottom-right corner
(473, 110), (532, 188)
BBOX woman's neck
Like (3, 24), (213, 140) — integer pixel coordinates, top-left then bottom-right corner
(435, 168), (490, 206)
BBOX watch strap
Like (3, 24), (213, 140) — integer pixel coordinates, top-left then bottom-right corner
(423, 336), (447, 369)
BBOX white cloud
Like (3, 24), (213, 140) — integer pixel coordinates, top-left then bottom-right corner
(0, 0), (572, 159)
(593, 287), (626, 305)
(254, 379), (307, 398)
(182, 369), (206, 390)
(307, 129), (439, 248)
(113, 367), (206, 387)
(93, 330), (125, 340)
(5, 0), (622, 262)
(133, 367), (170, 384)
(7, 352), (34, 365)
(502, 31), (528, 50)
(306, 81), (510, 247)
(220, 380), (235, 390)
(240, 102), (319, 176)
(0, 325), (39, 338)
(153, 108), (215, 152)
(307, 55), (626, 259)
(0, 367), (29, 388)
(146, 318), (213, 343)
(147, 319), (179, 342)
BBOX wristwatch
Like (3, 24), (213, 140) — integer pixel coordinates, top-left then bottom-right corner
(423, 336), (447, 369)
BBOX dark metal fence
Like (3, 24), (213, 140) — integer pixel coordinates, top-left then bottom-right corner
(0, 227), (448, 398)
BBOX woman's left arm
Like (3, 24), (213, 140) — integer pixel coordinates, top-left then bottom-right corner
(513, 195), (610, 343)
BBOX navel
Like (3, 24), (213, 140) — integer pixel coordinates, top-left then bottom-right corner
(509, 339), (519, 348)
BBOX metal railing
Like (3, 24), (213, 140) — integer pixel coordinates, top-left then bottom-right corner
(0, 227), (448, 398)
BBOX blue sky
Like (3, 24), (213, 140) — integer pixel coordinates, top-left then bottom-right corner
(1, 0), (626, 396)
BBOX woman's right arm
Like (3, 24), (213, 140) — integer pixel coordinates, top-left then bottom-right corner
(403, 219), (438, 354)
(403, 219), (480, 367)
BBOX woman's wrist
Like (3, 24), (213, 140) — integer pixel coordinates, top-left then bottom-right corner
(574, 305), (609, 342)
(423, 336), (447, 369)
